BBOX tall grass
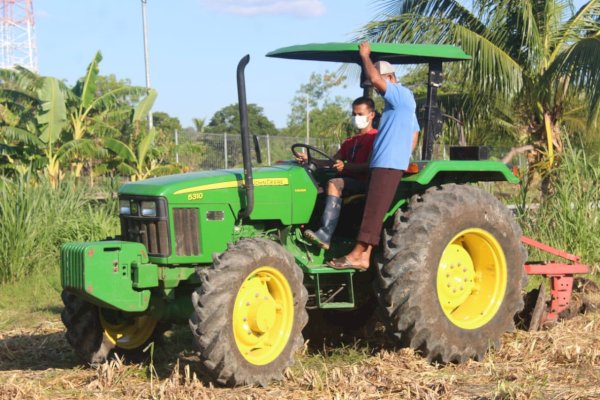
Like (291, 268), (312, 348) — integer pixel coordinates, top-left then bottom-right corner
(517, 142), (600, 274)
(0, 175), (118, 284)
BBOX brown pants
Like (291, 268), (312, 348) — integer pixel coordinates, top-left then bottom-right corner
(357, 168), (404, 246)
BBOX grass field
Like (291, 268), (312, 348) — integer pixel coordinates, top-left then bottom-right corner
(1, 268), (599, 400)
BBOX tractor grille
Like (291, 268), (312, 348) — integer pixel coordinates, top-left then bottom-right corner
(120, 196), (171, 257)
(60, 242), (87, 290)
(173, 208), (201, 256)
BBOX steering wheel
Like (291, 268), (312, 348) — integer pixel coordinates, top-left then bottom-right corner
(291, 143), (336, 173)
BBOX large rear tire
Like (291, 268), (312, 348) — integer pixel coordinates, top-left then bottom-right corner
(61, 291), (164, 364)
(189, 238), (308, 386)
(377, 184), (527, 362)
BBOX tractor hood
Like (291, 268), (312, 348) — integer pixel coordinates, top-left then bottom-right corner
(118, 164), (318, 225)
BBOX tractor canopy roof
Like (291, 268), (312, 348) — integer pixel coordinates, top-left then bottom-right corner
(266, 42), (471, 65)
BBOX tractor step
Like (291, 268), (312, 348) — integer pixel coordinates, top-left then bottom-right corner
(304, 267), (356, 309)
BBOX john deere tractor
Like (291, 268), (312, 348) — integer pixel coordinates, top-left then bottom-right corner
(60, 43), (526, 386)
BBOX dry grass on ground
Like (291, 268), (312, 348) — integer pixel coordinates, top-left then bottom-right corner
(0, 308), (599, 400)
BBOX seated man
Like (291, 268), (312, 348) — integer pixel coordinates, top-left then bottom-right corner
(297, 96), (377, 250)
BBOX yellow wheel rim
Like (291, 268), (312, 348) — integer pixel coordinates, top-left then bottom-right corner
(436, 228), (507, 330)
(99, 312), (157, 350)
(232, 266), (294, 366)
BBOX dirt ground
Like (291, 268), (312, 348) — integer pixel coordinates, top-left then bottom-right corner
(1, 305), (599, 400)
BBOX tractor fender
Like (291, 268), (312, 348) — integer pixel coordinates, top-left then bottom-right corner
(403, 160), (519, 186)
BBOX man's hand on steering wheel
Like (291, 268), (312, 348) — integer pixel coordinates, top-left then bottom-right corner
(291, 143), (336, 172)
(294, 151), (308, 164)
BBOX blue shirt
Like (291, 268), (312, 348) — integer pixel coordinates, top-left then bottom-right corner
(370, 82), (420, 170)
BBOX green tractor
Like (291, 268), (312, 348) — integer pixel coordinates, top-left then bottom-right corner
(60, 43), (526, 386)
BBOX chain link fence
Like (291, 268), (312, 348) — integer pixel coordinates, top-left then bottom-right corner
(175, 133), (527, 172)
(176, 133), (342, 171)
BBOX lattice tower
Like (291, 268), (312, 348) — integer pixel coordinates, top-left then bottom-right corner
(0, 0), (37, 71)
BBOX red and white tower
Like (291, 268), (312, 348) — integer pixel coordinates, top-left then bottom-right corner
(0, 0), (37, 72)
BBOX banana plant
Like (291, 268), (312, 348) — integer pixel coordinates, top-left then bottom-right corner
(64, 51), (157, 176)
(36, 77), (105, 187)
(103, 89), (178, 181)
(104, 128), (179, 181)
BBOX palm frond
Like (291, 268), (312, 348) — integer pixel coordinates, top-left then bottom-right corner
(546, 34), (600, 124)
(0, 66), (42, 93)
(451, 23), (523, 96)
(0, 87), (41, 105)
(0, 126), (42, 147)
(550, 0), (600, 63)
(359, 6), (523, 98)
(371, 0), (488, 33)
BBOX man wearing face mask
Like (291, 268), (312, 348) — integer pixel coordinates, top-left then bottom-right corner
(298, 96), (377, 250)
(328, 42), (420, 270)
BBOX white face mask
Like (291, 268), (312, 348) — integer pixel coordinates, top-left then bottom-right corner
(352, 115), (369, 130)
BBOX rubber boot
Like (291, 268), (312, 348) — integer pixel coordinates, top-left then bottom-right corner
(304, 195), (342, 250)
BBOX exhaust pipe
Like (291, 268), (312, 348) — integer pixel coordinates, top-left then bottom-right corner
(237, 54), (254, 220)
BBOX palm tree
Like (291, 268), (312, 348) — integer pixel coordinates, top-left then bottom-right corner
(359, 0), (600, 170)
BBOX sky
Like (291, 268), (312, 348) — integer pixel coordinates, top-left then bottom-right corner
(35, 0), (377, 129)
(34, 0), (588, 130)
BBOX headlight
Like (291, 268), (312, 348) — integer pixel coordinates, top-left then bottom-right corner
(119, 200), (131, 215)
(141, 201), (157, 217)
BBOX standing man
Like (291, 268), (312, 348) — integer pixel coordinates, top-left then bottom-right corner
(328, 42), (419, 270)
(297, 96), (377, 250)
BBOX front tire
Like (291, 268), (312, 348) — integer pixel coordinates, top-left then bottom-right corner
(189, 238), (308, 386)
(61, 291), (164, 364)
(377, 184), (527, 362)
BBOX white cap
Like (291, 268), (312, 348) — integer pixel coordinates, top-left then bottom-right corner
(374, 60), (395, 75)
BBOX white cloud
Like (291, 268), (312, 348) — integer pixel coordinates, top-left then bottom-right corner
(203, 0), (326, 17)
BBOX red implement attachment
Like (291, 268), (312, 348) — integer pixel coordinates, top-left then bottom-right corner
(521, 236), (590, 329)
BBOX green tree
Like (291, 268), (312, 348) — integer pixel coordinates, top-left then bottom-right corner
(205, 103), (278, 136)
(169, 127), (213, 171)
(360, 0), (600, 169)
(151, 111), (183, 164)
(284, 71), (352, 140)
(192, 117), (206, 133)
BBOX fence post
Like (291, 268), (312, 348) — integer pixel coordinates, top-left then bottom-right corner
(224, 132), (228, 168)
(266, 134), (272, 166)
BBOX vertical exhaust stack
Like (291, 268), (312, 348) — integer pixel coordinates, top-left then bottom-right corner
(237, 54), (254, 220)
